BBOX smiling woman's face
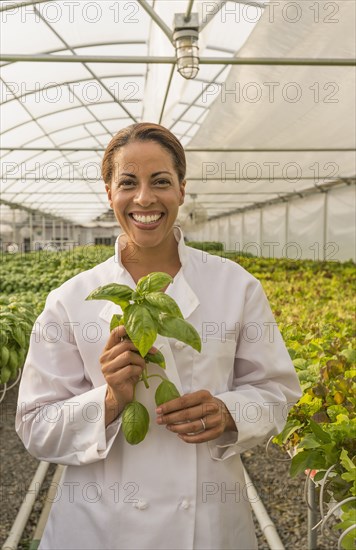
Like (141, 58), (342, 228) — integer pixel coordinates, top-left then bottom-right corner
(106, 140), (185, 250)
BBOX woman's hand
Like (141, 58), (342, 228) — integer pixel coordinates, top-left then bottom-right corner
(155, 389), (237, 443)
(100, 325), (148, 426)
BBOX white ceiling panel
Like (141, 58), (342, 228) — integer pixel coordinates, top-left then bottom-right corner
(1, 0), (353, 224)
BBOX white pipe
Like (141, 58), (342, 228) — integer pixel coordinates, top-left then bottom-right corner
(3, 461), (282, 549)
(32, 465), (65, 543)
(243, 465), (285, 550)
(2, 461), (50, 550)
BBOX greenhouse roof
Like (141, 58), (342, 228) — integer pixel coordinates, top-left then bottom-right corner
(0, 0), (355, 224)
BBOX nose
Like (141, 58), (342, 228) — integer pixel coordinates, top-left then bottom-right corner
(133, 183), (157, 207)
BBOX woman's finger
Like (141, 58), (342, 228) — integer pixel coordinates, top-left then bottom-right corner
(104, 364), (145, 388)
(157, 401), (219, 426)
(102, 350), (146, 374)
(165, 415), (213, 435)
(104, 325), (128, 351)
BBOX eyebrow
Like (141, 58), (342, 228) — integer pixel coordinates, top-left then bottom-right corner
(120, 171), (172, 178)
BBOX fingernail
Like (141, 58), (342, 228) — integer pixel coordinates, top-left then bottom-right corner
(156, 417), (163, 424)
(155, 407), (162, 414)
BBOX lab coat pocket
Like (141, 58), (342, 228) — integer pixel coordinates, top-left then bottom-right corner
(192, 337), (237, 394)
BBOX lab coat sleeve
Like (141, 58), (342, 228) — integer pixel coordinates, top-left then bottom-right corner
(208, 280), (302, 461)
(15, 291), (121, 465)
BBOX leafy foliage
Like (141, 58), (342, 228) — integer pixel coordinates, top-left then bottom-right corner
(86, 271), (202, 444)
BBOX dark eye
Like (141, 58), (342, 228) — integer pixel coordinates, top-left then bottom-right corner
(119, 180), (136, 188)
(154, 179), (170, 186)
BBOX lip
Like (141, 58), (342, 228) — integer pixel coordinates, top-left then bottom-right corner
(129, 211), (163, 216)
(128, 212), (165, 230)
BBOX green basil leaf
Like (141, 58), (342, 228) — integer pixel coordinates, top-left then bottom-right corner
(110, 313), (122, 332)
(124, 303), (158, 357)
(122, 401), (150, 445)
(136, 272), (173, 295)
(290, 450), (325, 477)
(309, 419), (332, 443)
(0, 366), (11, 384)
(145, 293), (183, 319)
(155, 380), (180, 406)
(85, 283), (133, 308)
(12, 326), (26, 348)
(142, 299), (160, 322)
(1, 346), (10, 368)
(145, 350), (166, 369)
(157, 313), (202, 353)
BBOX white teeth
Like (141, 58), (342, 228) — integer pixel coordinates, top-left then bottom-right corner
(132, 214), (162, 224)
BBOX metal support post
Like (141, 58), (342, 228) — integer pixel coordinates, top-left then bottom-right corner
(60, 221), (64, 250)
(323, 192), (328, 261)
(307, 480), (318, 550)
(29, 212), (33, 251)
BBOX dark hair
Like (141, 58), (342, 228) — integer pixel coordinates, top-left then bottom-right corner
(102, 122), (186, 185)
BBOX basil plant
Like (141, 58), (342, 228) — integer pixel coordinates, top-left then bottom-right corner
(86, 272), (201, 445)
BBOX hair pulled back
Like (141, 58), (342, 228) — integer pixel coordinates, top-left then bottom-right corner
(102, 123), (186, 186)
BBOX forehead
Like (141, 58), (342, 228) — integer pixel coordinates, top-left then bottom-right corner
(113, 140), (175, 175)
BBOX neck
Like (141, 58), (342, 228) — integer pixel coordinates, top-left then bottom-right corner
(121, 231), (181, 282)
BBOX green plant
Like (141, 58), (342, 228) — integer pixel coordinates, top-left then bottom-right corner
(0, 298), (37, 384)
(186, 241), (224, 252)
(86, 272), (201, 444)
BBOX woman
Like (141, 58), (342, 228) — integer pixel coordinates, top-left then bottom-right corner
(16, 123), (301, 549)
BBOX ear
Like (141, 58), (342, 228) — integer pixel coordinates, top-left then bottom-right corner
(105, 184), (113, 208)
(179, 180), (186, 206)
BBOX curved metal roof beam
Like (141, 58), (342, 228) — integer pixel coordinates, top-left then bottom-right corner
(1, 72), (144, 106)
(1, 75), (108, 210)
(0, 0), (52, 12)
(168, 65), (229, 131)
(199, 0), (266, 32)
(158, 63), (175, 125)
(5, 115), (127, 150)
(1, 99), (132, 136)
(33, 5), (139, 123)
(0, 40), (148, 71)
(137, 1), (173, 43)
(0, 116), (128, 175)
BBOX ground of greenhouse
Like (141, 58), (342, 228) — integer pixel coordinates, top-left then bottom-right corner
(1, 385), (339, 550)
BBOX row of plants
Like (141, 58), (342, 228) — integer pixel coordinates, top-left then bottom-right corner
(0, 244), (355, 546)
(262, 261), (355, 549)
(0, 246), (113, 294)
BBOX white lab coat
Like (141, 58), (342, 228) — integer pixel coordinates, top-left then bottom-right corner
(16, 227), (302, 550)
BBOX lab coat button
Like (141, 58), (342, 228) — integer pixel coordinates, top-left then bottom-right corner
(133, 499), (149, 510)
(174, 341), (186, 350)
(180, 499), (190, 510)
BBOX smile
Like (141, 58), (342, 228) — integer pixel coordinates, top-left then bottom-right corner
(130, 213), (164, 225)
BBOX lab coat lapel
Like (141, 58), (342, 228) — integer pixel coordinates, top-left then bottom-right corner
(165, 268), (199, 321)
(98, 300), (123, 325)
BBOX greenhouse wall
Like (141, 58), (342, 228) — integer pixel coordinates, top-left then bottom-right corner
(187, 184), (355, 262)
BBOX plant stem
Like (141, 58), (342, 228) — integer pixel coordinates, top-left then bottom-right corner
(141, 367), (149, 389)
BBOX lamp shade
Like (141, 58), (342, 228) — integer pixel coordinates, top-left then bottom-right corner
(173, 13), (200, 80)
(174, 29), (199, 79)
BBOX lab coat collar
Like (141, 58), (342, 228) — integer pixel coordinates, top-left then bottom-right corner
(113, 225), (190, 272)
(98, 226), (199, 324)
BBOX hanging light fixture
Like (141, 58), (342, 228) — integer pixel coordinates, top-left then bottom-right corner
(173, 13), (199, 80)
